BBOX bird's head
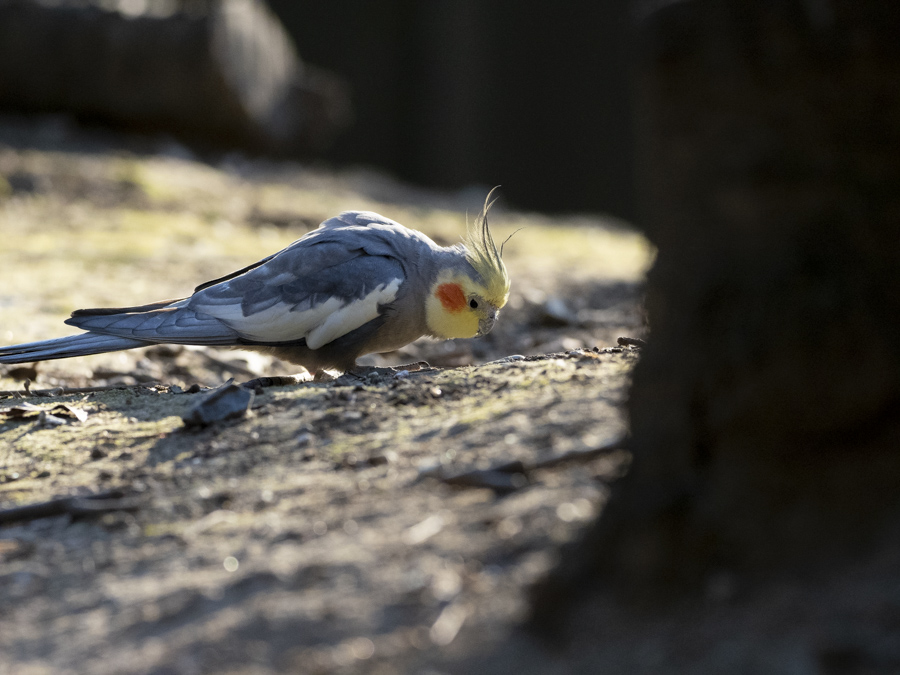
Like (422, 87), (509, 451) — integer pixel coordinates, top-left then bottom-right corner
(426, 191), (511, 339)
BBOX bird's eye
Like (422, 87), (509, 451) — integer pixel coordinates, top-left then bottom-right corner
(469, 299), (479, 309)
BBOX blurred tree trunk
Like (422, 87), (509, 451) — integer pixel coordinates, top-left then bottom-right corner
(0, 0), (348, 153)
(534, 0), (900, 613)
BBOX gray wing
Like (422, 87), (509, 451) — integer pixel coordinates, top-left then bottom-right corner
(66, 215), (410, 349)
(188, 237), (407, 349)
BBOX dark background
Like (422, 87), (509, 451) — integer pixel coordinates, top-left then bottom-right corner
(0, 0), (637, 219)
(265, 1), (637, 219)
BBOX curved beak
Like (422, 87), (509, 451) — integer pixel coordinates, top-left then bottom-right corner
(476, 307), (499, 337)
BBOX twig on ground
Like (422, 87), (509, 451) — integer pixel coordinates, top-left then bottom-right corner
(0, 489), (140, 525)
(527, 440), (627, 471)
(442, 461), (528, 494)
(0, 382), (163, 399)
(426, 439), (627, 493)
(617, 336), (648, 349)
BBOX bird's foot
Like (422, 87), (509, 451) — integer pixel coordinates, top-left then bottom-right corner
(338, 361), (433, 384)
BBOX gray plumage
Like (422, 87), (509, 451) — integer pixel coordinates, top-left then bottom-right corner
(0, 210), (507, 375)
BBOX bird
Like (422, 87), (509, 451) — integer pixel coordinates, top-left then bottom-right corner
(0, 194), (510, 380)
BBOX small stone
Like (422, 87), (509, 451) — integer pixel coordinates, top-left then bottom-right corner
(37, 411), (67, 428)
(416, 461), (443, 479)
(90, 447), (108, 460)
(182, 382), (254, 427)
(367, 450), (398, 466)
(489, 354), (526, 365)
(403, 514), (446, 545)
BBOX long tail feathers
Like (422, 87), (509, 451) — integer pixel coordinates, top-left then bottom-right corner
(0, 333), (148, 365)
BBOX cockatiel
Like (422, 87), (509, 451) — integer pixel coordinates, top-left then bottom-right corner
(0, 197), (510, 378)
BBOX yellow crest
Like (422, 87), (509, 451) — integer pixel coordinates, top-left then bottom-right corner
(464, 188), (511, 308)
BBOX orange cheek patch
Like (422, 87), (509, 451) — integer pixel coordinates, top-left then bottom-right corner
(436, 283), (467, 313)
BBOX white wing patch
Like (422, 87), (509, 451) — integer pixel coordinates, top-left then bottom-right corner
(221, 297), (344, 342)
(198, 278), (402, 348)
(306, 278), (402, 349)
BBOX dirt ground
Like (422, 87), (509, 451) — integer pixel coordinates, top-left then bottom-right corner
(0, 119), (650, 674)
